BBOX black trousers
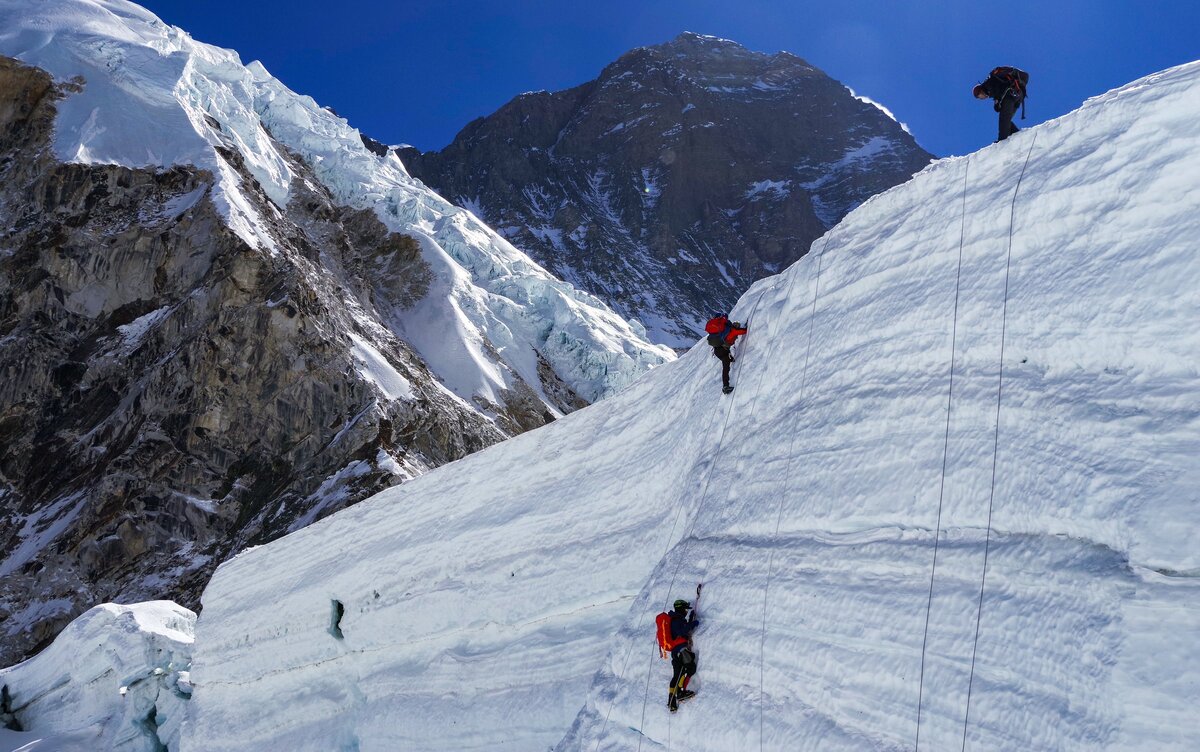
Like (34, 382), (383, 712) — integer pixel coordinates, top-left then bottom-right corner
(670, 647), (697, 692)
(713, 346), (733, 388)
(997, 94), (1021, 141)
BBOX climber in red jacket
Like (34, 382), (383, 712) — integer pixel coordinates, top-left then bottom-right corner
(704, 314), (748, 394)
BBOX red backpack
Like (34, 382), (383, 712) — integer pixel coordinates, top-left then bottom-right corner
(656, 612), (687, 658)
(705, 316), (730, 348)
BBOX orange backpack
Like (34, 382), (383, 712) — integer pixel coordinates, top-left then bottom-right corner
(656, 612), (687, 658)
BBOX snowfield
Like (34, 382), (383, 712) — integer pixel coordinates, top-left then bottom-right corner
(179, 60), (1200, 751)
(1, 3), (1197, 751)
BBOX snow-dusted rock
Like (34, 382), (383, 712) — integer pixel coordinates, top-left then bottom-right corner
(188, 61), (1200, 750)
(403, 32), (932, 346)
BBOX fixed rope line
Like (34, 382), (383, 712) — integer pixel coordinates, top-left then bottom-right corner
(593, 376), (724, 752)
(636, 290), (769, 751)
(960, 132), (1039, 751)
(638, 290), (769, 751)
(661, 288), (775, 752)
(661, 288), (782, 752)
(757, 231), (835, 752)
(623, 291), (770, 752)
(588, 306), (737, 752)
(913, 156), (972, 750)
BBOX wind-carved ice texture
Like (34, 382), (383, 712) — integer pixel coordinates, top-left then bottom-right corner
(0, 602), (195, 752)
(187, 61), (1200, 751)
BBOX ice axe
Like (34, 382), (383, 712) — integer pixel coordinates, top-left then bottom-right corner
(691, 583), (703, 692)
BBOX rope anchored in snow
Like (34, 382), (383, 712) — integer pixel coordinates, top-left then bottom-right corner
(914, 133), (1039, 751)
(961, 132), (1039, 752)
(914, 156), (972, 750)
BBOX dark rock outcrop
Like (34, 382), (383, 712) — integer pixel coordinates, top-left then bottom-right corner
(401, 33), (933, 346)
(0, 56), (550, 665)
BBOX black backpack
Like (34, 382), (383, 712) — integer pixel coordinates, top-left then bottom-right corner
(991, 66), (1030, 118)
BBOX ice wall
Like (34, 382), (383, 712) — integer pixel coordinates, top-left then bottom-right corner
(0, 602), (195, 751)
(189, 62), (1200, 751)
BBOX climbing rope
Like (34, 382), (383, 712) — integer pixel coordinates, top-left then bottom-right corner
(594, 391), (720, 752)
(633, 290), (772, 752)
(914, 156), (972, 749)
(960, 132), (1039, 751)
(592, 290), (768, 751)
(757, 230), (836, 751)
(633, 289), (770, 752)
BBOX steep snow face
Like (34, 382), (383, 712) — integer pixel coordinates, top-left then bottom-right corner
(0, 602), (194, 751)
(188, 60), (1200, 751)
(0, 0), (672, 407)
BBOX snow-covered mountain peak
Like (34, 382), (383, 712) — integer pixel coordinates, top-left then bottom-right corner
(661, 31), (745, 53)
(619, 31), (818, 94)
(403, 33), (930, 347)
(656, 31), (783, 63)
(187, 60), (1200, 750)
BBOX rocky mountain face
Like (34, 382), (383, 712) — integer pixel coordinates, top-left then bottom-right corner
(401, 33), (933, 346)
(0, 57), (494, 665)
(0, 0), (667, 666)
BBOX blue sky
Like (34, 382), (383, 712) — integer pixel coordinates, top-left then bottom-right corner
(140, 0), (1199, 157)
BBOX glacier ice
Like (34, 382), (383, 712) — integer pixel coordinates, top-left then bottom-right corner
(0, 602), (195, 751)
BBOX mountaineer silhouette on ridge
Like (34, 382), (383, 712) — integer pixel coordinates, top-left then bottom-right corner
(974, 65), (1029, 142)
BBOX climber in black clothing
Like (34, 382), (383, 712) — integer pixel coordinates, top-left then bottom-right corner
(974, 66), (1029, 142)
(663, 598), (698, 712)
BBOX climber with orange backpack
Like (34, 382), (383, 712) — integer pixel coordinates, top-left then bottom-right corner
(973, 66), (1029, 142)
(705, 314), (748, 395)
(656, 584), (702, 712)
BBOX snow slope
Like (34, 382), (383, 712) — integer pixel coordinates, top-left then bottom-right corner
(187, 62), (1200, 750)
(0, 0), (672, 408)
(0, 602), (194, 751)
